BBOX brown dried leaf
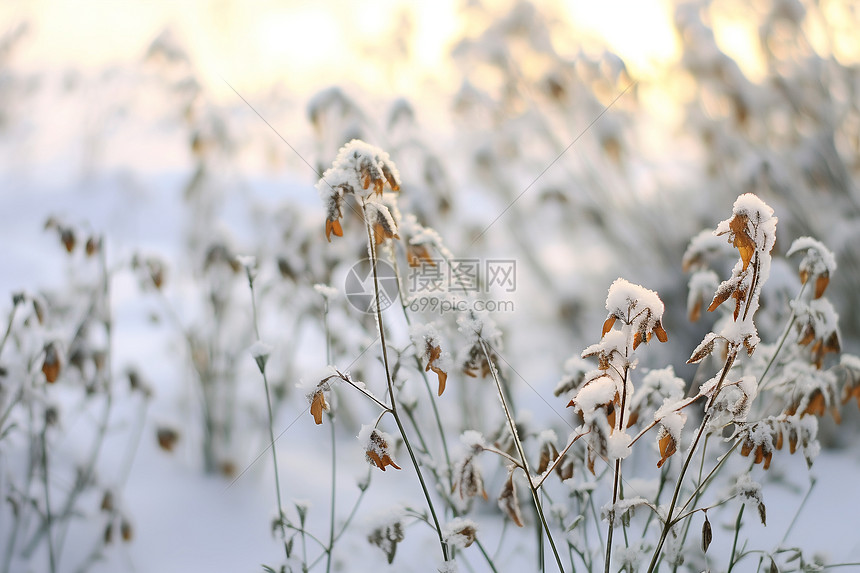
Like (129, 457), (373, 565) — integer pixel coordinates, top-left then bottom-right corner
(406, 244), (435, 267)
(814, 273), (829, 299)
(689, 298), (702, 322)
(325, 219), (343, 242)
(156, 427), (179, 452)
(498, 470), (524, 527)
(42, 343), (60, 384)
(657, 430), (677, 468)
(654, 321), (669, 343)
(602, 316), (617, 337)
(310, 390), (328, 425)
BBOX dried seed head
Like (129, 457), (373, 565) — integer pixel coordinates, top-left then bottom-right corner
(361, 427), (401, 472)
(42, 342), (61, 384)
(702, 514), (713, 553)
(368, 519), (405, 564)
(60, 227), (76, 253)
(120, 519), (133, 542)
(443, 518), (478, 549)
(101, 490), (114, 512)
(156, 427), (179, 452)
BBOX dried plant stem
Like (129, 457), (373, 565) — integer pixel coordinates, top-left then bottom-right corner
(362, 204), (448, 563)
(645, 352), (736, 573)
(25, 240), (114, 559)
(390, 253), (454, 489)
(726, 503), (745, 573)
(605, 362), (631, 573)
(320, 294), (337, 573)
(0, 298), (20, 359)
(247, 275), (290, 565)
(39, 429), (56, 573)
(479, 338), (564, 573)
(758, 282), (807, 392)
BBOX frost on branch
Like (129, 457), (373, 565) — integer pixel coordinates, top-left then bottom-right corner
(573, 279), (666, 472)
(706, 374), (758, 429)
(689, 194), (777, 363)
(628, 366), (686, 427)
(786, 236), (836, 299)
(316, 139), (401, 241)
(780, 361), (840, 421)
(602, 278), (668, 349)
(735, 415), (820, 470)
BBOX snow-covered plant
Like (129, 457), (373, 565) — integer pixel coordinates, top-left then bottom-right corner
(0, 223), (150, 573)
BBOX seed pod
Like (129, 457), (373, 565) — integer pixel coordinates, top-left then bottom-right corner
(702, 514), (712, 553)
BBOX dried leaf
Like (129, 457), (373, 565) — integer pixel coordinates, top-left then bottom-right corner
(814, 273), (829, 299)
(325, 219), (343, 242)
(556, 454), (574, 481)
(654, 321), (668, 343)
(310, 389), (329, 425)
(537, 441), (559, 474)
(42, 343), (61, 384)
(498, 470), (524, 527)
(366, 430), (401, 471)
(406, 244), (435, 267)
(729, 214), (756, 270)
(602, 316), (617, 337)
(424, 342), (448, 396)
(657, 430), (677, 468)
(689, 298), (702, 322)
(688, 334), (717, 364)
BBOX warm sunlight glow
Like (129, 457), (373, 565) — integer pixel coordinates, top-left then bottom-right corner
(563, 0), (680, 77)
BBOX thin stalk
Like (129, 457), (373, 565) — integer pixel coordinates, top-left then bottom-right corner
(390, 253), (454, 490)
(479, 338), (564, 573)
(474, 538), (500, 573)
(645, 355), (735, 573)
(673, 434), (710, 573)
(247, 273), (289, 565)
(781, 477), (816, 544)
(0, 298), (20, 359)
(326, 416), (336, 573)
(39, 429), (56, 573)
(26, 240), (114, 558)
(605, 363), (630, 573)
(758, 282), (807, 392)
(727, 503), (745, 573)
(362, 204), (448, 562)
(322, 294), (336, 573)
